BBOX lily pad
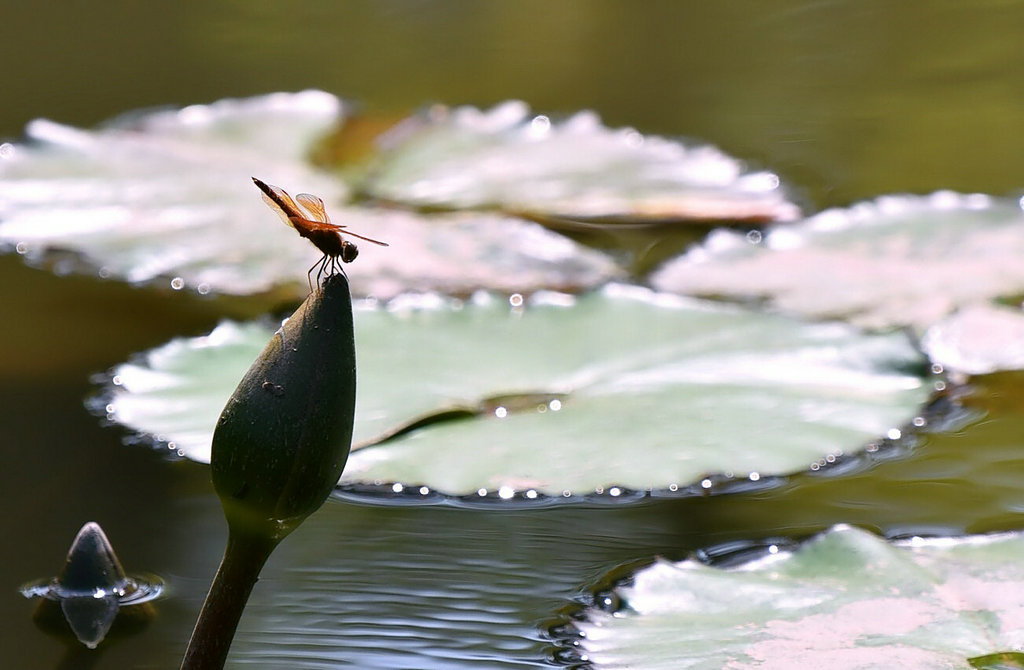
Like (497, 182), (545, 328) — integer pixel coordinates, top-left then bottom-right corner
(651, 191), (1024, 331)
(0, 93), (618, 298)
(358, 100), (801, 224)
(922, 304), (1024, 375)
(0, 91), (344, 295)
(572, 524), (1024, 669)
(102, 285), (931, 500)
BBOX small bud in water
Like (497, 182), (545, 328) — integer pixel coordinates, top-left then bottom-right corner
(20, 522), (163, 649)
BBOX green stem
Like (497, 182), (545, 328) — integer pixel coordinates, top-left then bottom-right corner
(180, 528), (280, 670)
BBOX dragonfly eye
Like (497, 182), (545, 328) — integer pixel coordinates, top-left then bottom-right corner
(341, 242), (359, 263)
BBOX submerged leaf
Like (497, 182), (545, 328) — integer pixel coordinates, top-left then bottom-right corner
(0, 93), (619, 298)
(574, 525), (1024, 669)
(103, 285), (931, 500)
(358, 101), (801, 224)
(652, 192), (1024, 331)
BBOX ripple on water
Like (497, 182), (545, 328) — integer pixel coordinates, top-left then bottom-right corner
(221, 501), (691, 669)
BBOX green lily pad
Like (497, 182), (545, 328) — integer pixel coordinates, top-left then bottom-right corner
(922, 304), (1024, 375)
(572, 524), (1024, 669)
(358, 101), (801, 224)
(0, 91), (344, 295)
(652, 192), (1024, 331)
(0, 93), (618, 298)
(103, 285), (931, 500)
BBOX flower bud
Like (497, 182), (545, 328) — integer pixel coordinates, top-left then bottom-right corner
(21, 522), (162, 649)
(211, 272), (356, 541)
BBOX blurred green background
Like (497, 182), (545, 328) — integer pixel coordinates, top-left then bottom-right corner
(5, 1), (1024, 207)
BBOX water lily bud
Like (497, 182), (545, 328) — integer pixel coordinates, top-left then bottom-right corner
(21, 522), (163, 649)
(211, 272), (357, 541)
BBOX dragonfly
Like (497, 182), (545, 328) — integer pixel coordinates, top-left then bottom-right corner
(252, 177), (388, 289)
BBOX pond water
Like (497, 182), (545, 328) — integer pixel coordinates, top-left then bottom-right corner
(3, 1), (1024, 668)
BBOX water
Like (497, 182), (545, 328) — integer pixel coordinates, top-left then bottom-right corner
(3, 1), (1024, 668)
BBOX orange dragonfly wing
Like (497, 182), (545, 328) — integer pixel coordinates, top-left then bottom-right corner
(295, 193), (331, 224)
(253, 176), (389, 247)
(252, 177), (303, 230)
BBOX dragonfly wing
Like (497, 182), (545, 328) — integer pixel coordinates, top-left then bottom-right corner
(295, 193), (331, 224)
(253, 177), (388, 247)
(261, 192), (298, 229)
(253, 177), (302, 230)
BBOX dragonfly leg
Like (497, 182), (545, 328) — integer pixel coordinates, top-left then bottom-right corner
(307, 254), (329, 293)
